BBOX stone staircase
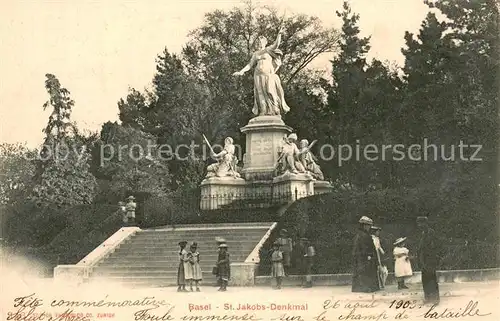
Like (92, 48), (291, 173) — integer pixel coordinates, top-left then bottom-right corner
(87, 223), (274, 288)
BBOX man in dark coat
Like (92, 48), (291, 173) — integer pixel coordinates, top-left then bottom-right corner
(351, 216), (380, 293)
(417, 216), (440, 304)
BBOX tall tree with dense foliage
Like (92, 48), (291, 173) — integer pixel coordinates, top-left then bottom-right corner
(322, 1), (403, 189)
(97, 122), (173, 198)
(31, 74), (97, 207)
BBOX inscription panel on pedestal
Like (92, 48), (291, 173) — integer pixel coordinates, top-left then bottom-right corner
(249, 134), (274, 167)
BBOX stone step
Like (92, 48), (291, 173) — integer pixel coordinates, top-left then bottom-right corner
(118, 240), (258, 246)
(128, 234), (266, 241)
(146, 222), (274, 230)
(98, 259), (244, 270)
(88, 279), (219, 288)
(90, 275), (218, 283)
(104, 255), (233, 261)
(92, 270), (216, 277)
(98, 260), (246, 268)
(112, 248), (252, 255)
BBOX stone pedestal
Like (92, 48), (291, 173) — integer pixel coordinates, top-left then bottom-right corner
(272, 173), (315, 202)
(240, 116), (292, 181)
(230, 262), (258, 286)
(200, 177), (247, 210)
(313, 180), (334, 195)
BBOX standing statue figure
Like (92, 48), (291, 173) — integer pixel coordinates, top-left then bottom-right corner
(298, 139), (324, 180)
(233, 26), (290, 116)
(275, 134), (306, 175)
(206, 137), (241, 179)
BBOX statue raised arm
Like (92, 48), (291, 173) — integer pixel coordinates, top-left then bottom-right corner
(233, 28), (290, 117)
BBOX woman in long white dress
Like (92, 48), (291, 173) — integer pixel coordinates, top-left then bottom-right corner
(393, 237), (413, 289)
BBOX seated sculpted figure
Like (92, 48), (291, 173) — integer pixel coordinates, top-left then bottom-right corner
(298, 139), (324, 180)
(206, 137), (241, 179)
(275, 133), (307, 176)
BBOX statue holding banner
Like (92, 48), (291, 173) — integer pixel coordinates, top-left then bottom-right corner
(205, 136), (241, 179)
(233, 22), (290, 117)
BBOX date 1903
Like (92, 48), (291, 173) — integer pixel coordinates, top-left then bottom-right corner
(388, 300), (420, 309)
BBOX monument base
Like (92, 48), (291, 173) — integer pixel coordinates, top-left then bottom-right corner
(273, 172), (315, 202)
(313, 180), (334, 195)
(240, 116), (292, 181)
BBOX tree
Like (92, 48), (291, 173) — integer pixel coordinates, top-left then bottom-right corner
(97, 122), (173, 198)
(399, 0), (498, 188)
(0, 143), (37, 206)
(42, 74), (76, 141)
(32, 74), (97, 207)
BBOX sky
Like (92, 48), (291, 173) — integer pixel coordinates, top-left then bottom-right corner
(0, 0), (430, 148)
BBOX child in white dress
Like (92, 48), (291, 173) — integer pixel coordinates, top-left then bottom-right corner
(393, 237), (413, 289)
(271, 242), (285, 289)
(188, 242), (202, 292)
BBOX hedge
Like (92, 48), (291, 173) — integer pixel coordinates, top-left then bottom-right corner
(257, 182), (499, 275)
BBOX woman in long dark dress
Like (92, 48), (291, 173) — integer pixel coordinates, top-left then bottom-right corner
(351, 216), (380, 293)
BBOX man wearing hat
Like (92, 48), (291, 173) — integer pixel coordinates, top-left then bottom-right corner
(352, 216), (380, 293)
(370, 226), (387, 289)
(416, 216), (440, 304)
(276, 229), (293, 276)
(125, 196), (137, 226)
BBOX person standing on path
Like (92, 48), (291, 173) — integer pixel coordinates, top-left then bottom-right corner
(416, 216), (440, 305)
(352, 216), (380, 293)
(276, 229), (293, 276)
(393, 237), (413, 289)
(271, 242), (285, 289)
(177, 241), (189, 292)
(299, 237), (315, 288)
(188, 242), (202, 292)
(216, 243), (230, 291)
(214, 237), (227, 287)
(371, 226), (388, 289)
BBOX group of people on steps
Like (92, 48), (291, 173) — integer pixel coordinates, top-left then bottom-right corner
(177, 238), (230, 292)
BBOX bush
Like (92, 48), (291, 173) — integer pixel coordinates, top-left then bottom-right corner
(257, 181), (499, 275)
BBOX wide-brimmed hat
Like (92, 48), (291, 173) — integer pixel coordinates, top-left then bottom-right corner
(219, 243), (228, 248)
(215, 237), (226, 243)
(190, 242), (198, 248)
(127, 195), (136, 200)
(393, 237), (407, 245)
(178, 241), (187, 246)
(358, 216), (373, 225)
